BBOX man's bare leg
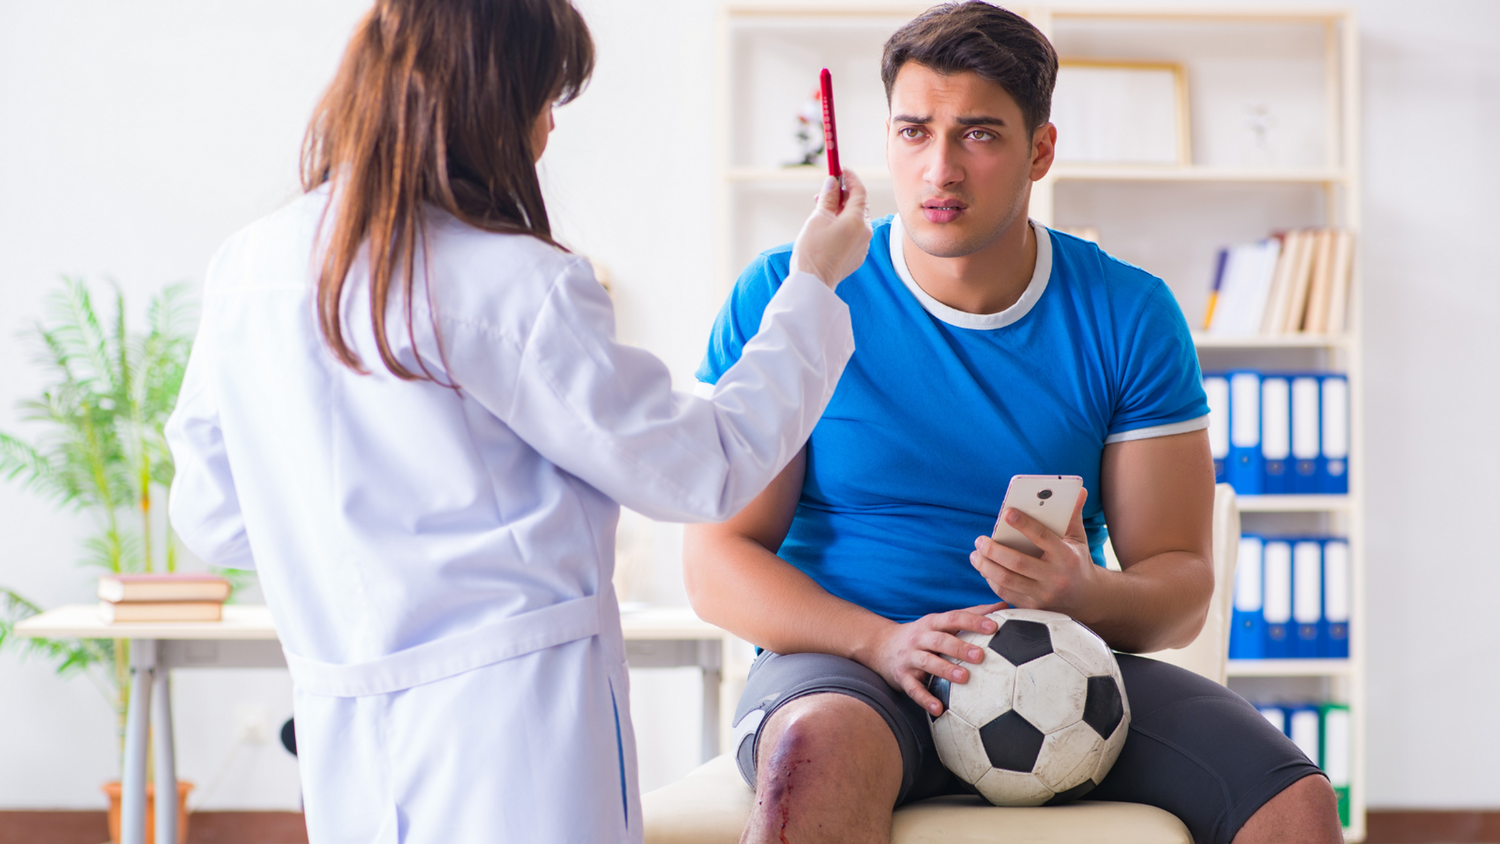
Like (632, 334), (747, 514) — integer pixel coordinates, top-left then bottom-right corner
(1232, 774), (1343, 844)
(740, 693), (904, 844)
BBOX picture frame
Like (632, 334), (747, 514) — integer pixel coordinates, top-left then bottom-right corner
(1051, 59), (1191, 167)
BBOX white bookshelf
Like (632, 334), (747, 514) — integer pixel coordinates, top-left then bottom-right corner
(719, 5), (1364, 840)
(1030, 10), (1365, 840)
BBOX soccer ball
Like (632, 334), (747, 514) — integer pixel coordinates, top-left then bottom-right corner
(928, 608), (1130, 806)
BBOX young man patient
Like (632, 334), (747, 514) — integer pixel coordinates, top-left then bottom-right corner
(684, 4), (1343, 843)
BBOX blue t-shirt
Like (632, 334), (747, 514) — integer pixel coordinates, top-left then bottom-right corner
(697, 216), (1208, 623)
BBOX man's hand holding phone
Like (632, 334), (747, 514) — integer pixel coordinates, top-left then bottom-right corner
(970, 479), (1100, 620)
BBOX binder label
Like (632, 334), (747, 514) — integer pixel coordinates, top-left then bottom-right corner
(1292, 376), (1321, 459)
(1262, 378), (1291, 460)
(1324, 541), (1350, 623)
(1235, 536), (1264, 611)
(1206, 376), (1230, 459)
(1293, 541), (1323, 624)
(1231, 372), (1261, 448)
(1263, 541), (1293, 624)
(1322, 377), (1350, 459)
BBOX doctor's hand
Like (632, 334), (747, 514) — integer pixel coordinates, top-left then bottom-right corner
(863, 603), (1006, 716)
(791, 169), (872, 289)
(970, 488), (1099, 618)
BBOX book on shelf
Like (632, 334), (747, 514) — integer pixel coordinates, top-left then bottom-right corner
(1202, 370), (1349, 495)
(1203, 228), (1355, 337)
(98, 600), (224, 623)
(1230, 536), (1350, 660)
(98, 573), (231, 603)
(1255, 701), (1352, 827)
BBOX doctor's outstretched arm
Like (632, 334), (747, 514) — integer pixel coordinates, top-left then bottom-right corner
(454, 172), (872, 523)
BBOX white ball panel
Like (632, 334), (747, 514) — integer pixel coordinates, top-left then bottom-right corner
(1033, 720), (1105, 792)
(1048, 620), (1115, 677)
(948, 652), (1017, 727)
(1013, 653), (1087, 734)
(974, 768), (1055, 807)
(1092, 704), (1132, 783)
(931, 713), (991, 785)
(957, 629), (990, 648)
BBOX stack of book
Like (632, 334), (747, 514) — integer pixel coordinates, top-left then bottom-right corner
(1230, 535), (1350, 661)
(1204, 371), (1350, 495)
(1202, 228), (1356, 336)
(1256, 701), (1352, 827)
(97, 573), (231, 622)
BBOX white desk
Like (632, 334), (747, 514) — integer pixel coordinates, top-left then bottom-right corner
(16, 603), (738, 844)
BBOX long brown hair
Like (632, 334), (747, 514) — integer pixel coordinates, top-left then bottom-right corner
(301, 0), (593, 382)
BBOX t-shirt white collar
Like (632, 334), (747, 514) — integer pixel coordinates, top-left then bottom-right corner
(889, 214), (1052, 330)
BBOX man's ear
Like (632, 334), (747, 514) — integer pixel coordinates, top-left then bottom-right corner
(1030, 122), (1057, 182)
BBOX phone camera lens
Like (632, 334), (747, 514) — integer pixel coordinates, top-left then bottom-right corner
(1037, 489), (1053, 500)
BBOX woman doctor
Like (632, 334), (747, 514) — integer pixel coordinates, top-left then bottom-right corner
(163, 0), (869, 842)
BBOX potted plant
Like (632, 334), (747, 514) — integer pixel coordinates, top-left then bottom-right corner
(0, 277), (233, 843)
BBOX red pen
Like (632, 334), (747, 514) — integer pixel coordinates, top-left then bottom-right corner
(819, 68), (844, 208)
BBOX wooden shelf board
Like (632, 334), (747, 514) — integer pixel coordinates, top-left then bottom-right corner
(726, 6), (929, 20)
(1228, 658), (1354, 678)
(1237, 494), (1351, 513)
(1049, 8), (1348, 24)
(726, 167), (891, 183)
(1050, 165), (1347, 184)
(1193, 333), (1350, 349)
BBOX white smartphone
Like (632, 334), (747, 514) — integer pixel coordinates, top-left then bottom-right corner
(990, 474), (1085, 558)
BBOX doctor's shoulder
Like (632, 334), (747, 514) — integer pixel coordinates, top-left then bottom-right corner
(197, 191), (337, 298)
(419, 220), (600, 333)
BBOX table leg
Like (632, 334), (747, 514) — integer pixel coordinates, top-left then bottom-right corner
(152, 646), (178, 844)
(121, 639), (155, 844)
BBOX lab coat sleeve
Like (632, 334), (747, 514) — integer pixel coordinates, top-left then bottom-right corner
(164, 309), (255, 570)
(452, 257), (853, 523)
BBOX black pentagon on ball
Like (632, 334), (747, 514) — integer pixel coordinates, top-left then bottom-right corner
(978, 710), (1046, 772)
(988, 619), (1053, 665)
(1045, 779), (1097, 806)
(1082, 675), (1125, 738)
(928, 674), (951, 716)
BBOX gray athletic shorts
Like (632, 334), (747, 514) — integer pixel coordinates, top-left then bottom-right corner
(732, 650), (1324, 844)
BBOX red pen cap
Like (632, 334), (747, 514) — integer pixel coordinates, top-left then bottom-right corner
(819, 68), (841, 179)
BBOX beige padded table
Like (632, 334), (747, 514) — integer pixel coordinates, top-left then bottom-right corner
(17, 603), (740, 844)
(644, 755), (1193, 844)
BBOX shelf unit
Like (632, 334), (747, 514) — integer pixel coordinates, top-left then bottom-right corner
(1033, 9), (1364, 839)
(719, 5), (1363, 840)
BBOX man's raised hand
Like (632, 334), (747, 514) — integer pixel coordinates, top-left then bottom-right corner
(862, 604), (1005, 716)
(969, 487), (1099, 618)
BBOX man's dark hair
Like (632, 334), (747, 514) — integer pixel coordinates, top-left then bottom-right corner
(881, 2), (1058, 134)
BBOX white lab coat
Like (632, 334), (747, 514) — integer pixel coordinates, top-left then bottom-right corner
(164, 186), (854, 844)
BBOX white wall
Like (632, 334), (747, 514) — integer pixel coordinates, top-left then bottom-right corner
(0, 0), (1496, 813)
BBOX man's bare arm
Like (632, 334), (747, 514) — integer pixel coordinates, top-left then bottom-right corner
(684, 448), (1000, 715)
(1094, 428), (1216, 651)
(684, 448), (882, 658)
(968, 429), (1215, 653)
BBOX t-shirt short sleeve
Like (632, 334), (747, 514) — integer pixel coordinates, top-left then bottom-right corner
(1106, 282), (1210, 443)
(696, 248), (793, 386)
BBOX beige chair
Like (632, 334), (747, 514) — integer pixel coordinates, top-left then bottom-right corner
(643, 484), (1240, 844)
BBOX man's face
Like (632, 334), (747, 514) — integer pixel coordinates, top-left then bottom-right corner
(886, 63), (1054, 259)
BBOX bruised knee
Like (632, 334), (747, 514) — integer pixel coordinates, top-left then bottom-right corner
(755, 693), (901, 798)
